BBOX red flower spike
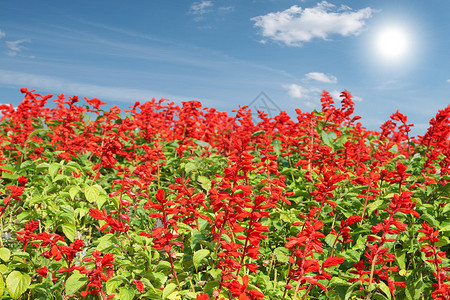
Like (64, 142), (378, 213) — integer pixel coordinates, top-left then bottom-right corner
(134, 280), (145, 292)
(36, 267), (48, 278)
(323, 256), (345, 268)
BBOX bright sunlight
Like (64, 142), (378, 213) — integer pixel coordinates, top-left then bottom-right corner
(374, 25), (411, 61)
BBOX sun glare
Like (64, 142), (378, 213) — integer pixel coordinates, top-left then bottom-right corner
(375, 27), (410, 60)
(359, 15), (426, 76)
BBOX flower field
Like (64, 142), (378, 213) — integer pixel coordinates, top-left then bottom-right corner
(0, 88), (449, 299)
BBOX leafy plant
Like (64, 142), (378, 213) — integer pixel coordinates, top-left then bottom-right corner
(0, 88), (448, 299)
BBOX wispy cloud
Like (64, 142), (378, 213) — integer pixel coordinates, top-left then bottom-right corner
(218, 6), (234, 13)
(282, 83), (321, 107)
(6, 39), (31, 56)
(189, 0), (213, 20)
(447, 79), (450, 83)
(330, 90), (363, 102)
(0, 22), (296, 111)
(251, 1), (374, 46)
(0, 69), (199, 104)
(283, 83), (363, 108)
(38, 21), (295, 80)
(0, 30), (5, 39)
(188, 1), (234, 22)
(305, 72), (337, 84)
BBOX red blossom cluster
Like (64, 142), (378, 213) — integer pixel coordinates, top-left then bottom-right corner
(0, 88), (449, 299)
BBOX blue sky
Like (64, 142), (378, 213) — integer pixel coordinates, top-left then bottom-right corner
(0, 0), (449, 136)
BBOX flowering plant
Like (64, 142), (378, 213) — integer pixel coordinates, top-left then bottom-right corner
(0, 88), (448, 299)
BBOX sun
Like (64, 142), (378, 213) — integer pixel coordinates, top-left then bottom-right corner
(373, 25), (411, 62)
(361, 13), (426, 75)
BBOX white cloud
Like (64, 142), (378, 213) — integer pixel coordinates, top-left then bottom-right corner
(283, 84), (363, 108)
(447, 79), (450, 83)
(330, 90), (363, 102)
(283, 83), (322, 108)
(189, 1), (234, 22)
(305, 72), (337, 83)
(251, 1), (374, 46)
(6, 39), (30, 56)
(330, 91), (341, 100)
(0, 30), (5, 39)
(283, 83), (309, 99)
(219, 6), (234, 13)
(189, 1), (213, 15)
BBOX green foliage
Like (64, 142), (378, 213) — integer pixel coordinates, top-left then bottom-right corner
(0, 89), (448, 299)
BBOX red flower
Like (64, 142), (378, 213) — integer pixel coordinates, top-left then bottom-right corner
(17, 176), (28, 186)
(322, 256), (345, 268)
(134, 280), (145, 293)
(84, 97), (107, 110)
(36, 267), (48, 278)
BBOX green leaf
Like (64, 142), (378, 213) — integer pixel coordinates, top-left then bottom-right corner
(6, 271), (31, 300)
(65, 271), (87, 295)
(193, 139), (211, 148)
(251, 130), (265, 137)
(191, 230), (207, 250)
(19, 160), (35, 170)
(69, 186), (81, 201)
(329, 277), (351, 287)
(344, 283), (359, 300)
(197, 176), (211, 192)
(96, 194), (107, 209)
(62, 222), (76, 242)
(36, 162), (50, 171)
(354, 236), (367, 251)
(378, 281), (391, 300)
(157, 261), (172, 272)
(321, 131), (337, 148)
(184, 162), (196, 174)
(53, 174), (67, 182)
(367, 199), (384, 216)
(48, 162), (60, 178)
(440, 222), (450, 232)
(96, 233), (117, 252)
(167, 291), (181, 300)
(0, 275), (4, 297)
(421, 213), (439, 227)
(209, 269), (221, 282)
(203, 281), (219, 294)
(162, 283), (177, 300)
(149, 272), (167, 288)
(67, 161), (83, 171)
(60, 205), (76, 222)
(324, 234), (338, 248)
(75, 207), (89, 220)
(372, 294), (389, 300)
(0, 248), (11, 262)
(436, 235), (450, 247)
(1, 165), (19, 180)
(274, 247), (290, 263)
(106, 275), (125, 294)
(84, 185), (99, 204)
(406, 275), (424, 300)
(442, 203), (450, 214)
(27, 128), (47, 139)
(119, 286), (136, 300)
(11, 252), (29, 258)
(342, 249), (360, 262)
(0, 264), (7, 274)
(85, 184), (107, 208)
(395, 248), (406, 270)
(193, 249), (210, 271)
